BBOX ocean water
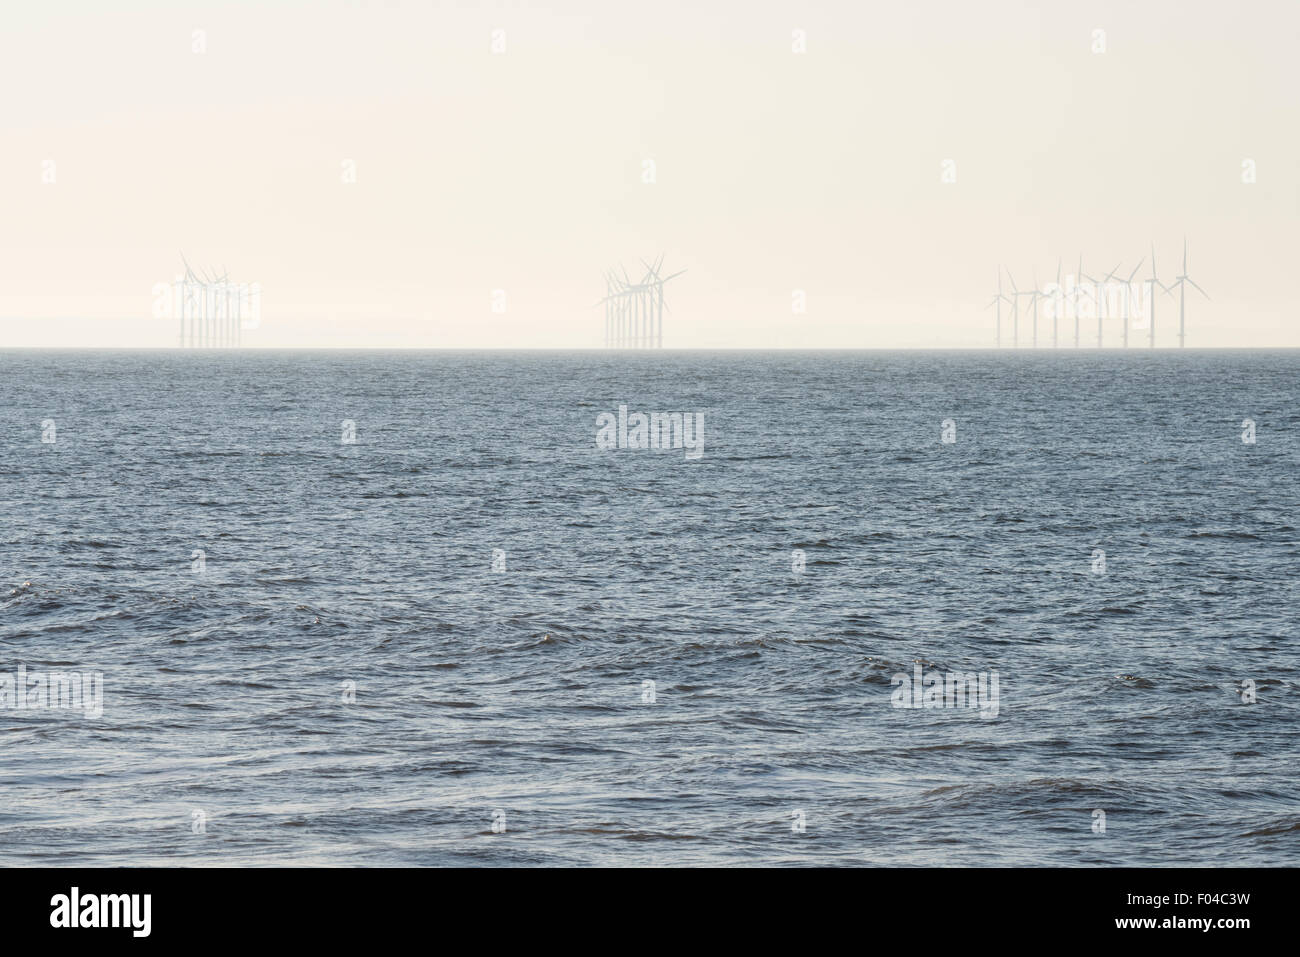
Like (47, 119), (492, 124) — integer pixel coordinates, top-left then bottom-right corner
(2, 349), (1297, 866)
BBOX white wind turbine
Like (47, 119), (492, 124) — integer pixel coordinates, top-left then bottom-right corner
(1050, 259), (1062, 348)
(1072, 253), (1085, 348)
(1164, 238), (1208, 348)
(639, 255), (685, 349)
(986, 267), (1012, 348)
(1003, 267), (1023, 348)
(618, 264), (633, 346)
(199, 265), (220, 347)
(1027, 268), (1043, 348)
(1147, 242), (1167, 348)
(1120, 258), (1144, 349)
(599, 270), (616, 347)
(1083, 261), (1122, 347)
(179, 252), (205, 347)
(217, 264), (233, 347)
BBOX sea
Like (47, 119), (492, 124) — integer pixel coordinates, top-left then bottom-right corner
(2, 349), (1297, 865)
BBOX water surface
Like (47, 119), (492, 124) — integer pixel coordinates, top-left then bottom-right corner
(2, 350), (1297, 865)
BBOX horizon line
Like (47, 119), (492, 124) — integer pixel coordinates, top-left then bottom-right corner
(4, 346), (1299, 353)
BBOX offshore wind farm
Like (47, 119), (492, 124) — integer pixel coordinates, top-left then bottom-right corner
(173, 254), (257, 349)
(599, 256), (685, 349)
(990, 240), (1209, 348)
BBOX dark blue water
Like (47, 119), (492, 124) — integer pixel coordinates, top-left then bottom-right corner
(2, 350), (1297, 865)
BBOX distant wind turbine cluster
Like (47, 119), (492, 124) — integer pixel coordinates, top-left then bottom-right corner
(175, 253), (254, 349)
(599, 256), (685, 349)
(989, 239), (1208, 348)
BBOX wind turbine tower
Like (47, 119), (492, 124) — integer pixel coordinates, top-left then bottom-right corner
(1121, 259), (1144, 349)
(1147, 243), (1165, 348)
(1166, 238), (1208, 348)
(1029, 269), (1041, 348)
(987, 267), (1011, 347)
(1051, 259), (1061, 348)
(1073, 254), (1084, 348)
(1003, 268), (1024, 348)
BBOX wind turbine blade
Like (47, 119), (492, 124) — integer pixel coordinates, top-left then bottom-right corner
(1187, 278), (1209, 300)
(1183, 237), (1188, 274)
(1003, 266), (1018, 293)
(1126, 259), (1144, 284)
(659, 269), (687, 282)
(1150, 242), (1157, 279)
(1055, 258), (1061, 285)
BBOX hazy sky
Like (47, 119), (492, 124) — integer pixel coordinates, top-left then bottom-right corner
(2, 0), (1296, 348)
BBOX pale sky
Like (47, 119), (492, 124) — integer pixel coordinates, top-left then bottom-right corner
(1, 0), (1296, 348)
